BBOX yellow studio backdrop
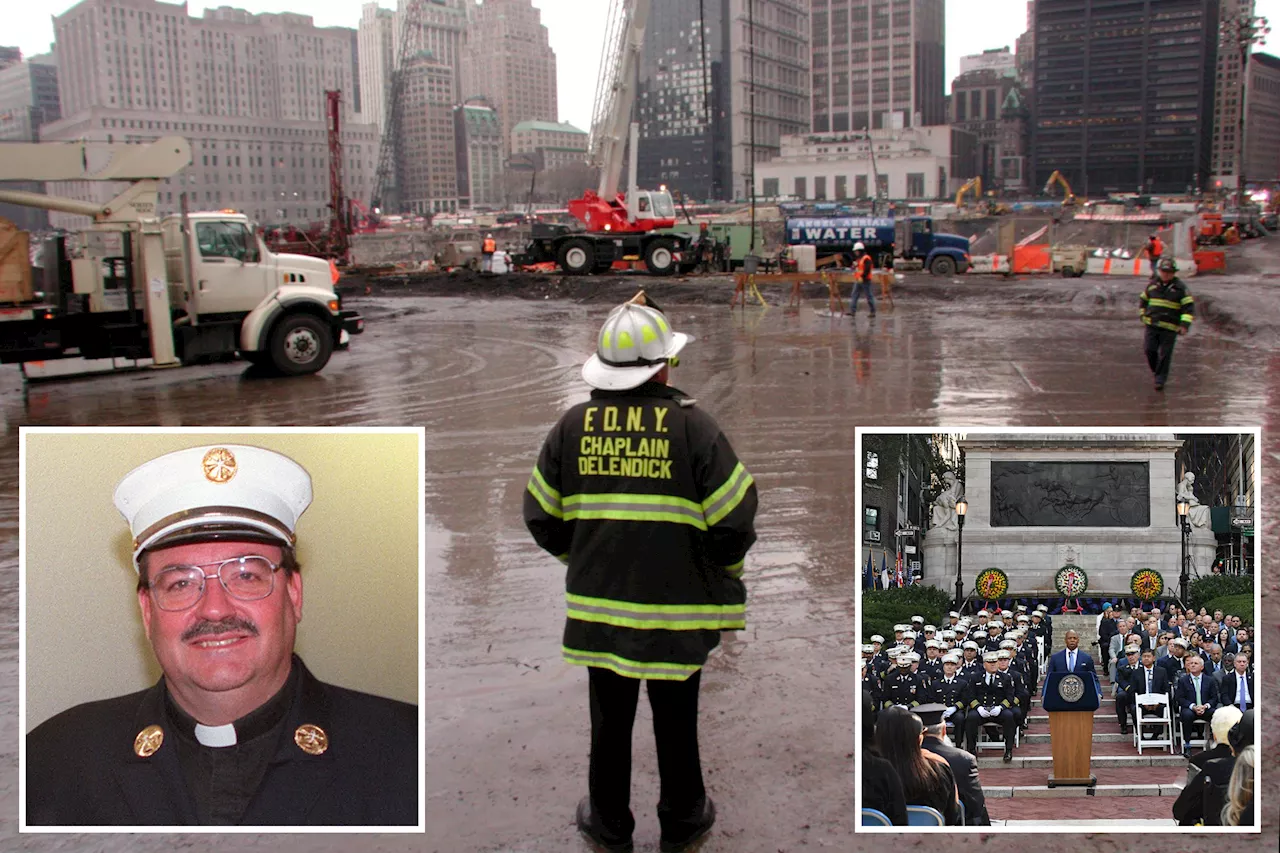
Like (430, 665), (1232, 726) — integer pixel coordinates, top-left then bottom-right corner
(24, 430), (422, 730)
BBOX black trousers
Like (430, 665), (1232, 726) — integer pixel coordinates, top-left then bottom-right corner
(1099, 641), (1112, 674)
(1116, 691), (1134, 728)
(1144, 326), (1179, 385)
(588, 666), (706, 841)
(964, 708), (1015, 750)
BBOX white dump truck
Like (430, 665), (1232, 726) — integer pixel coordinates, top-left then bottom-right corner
(0, 136), (362, 376)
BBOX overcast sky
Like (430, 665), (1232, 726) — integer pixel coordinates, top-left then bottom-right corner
(10, 0), (1280, 132)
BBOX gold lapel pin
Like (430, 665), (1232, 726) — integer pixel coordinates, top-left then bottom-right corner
(134, 724), (165, 758)
(294, 724), (328, 755)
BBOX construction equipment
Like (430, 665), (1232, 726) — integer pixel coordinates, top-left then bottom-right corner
(520, 0), (693, 275)
(1044, 170), (1077, 206)
(785, 215), (972, 276)
(370, 0), (426, 216)
(0, 137), (362, 377)
(956, 177), (983, 209)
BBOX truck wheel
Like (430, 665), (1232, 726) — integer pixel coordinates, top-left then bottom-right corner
(558, 238), (595, 275)
(930, 256), (957, 276)
(644, 238), (678, 275)
(269, 314), (333, 376)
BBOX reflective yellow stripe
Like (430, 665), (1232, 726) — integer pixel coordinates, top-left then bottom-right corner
(702, 462), (754, 526)
(1180, 314), (1194, 323)
(723, 558), (745, 578)
(563, 492), (707, 529)
(562, 647), (701, 680)
(1146, 298), (1181, 310)
(527, 466), (562, 518)
(566, 592), (745, 630)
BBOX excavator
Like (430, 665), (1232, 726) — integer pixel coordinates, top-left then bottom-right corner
(955, 176), (983, 209)
(955, 176), (1009, 215)
(1044, 170), (1077, 206)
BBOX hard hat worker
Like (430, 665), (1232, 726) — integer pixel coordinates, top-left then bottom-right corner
(1140, 258), (1195, 391)
(1145, 233), (1164, 270)
(524, 293), (758, 852)
(481, 232), (497, 273)
(25, 445), (417, 826)
(849, 241), (876, 318)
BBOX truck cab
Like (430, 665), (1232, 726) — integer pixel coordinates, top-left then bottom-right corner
(895, 216), (971, 276)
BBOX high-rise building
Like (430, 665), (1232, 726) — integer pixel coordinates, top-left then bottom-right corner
(359, 3), (396, 132)
(510, 120), (587, 171)
(454, 99), (503, 208)
(1245, 53), (1280, 187)
(950, 58), (1028, 191)
(398, 0), (468, 103)
(461, 0), (557, 155)
(0, 47), (23, 69)
(41, 0), (378, 227)
(0, 52), (61, 230)
(732, 0), (811, 201)
(809, 0), (946, 136)
(1031, 0), (1220, 197)
(1211, 0), (1255, 189)
(400, 51), (458, 214)
(1016, 1), (1037, 95)
(636, 0), (733, 202)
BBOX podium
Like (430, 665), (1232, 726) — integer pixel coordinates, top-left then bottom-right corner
(1041, 671), (1100, 787)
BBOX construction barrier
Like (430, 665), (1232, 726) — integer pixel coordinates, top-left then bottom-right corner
(1012, 244), (1052, 274)
(967, 254), (1011, 274)
(1084, 256), (1198, 277)
(1192, 250), (1226, 273)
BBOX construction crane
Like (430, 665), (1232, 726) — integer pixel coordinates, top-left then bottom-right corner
(371, 0), (426, 216)
(520, 0), (691, 275)
(1044, 170), (1077, 206)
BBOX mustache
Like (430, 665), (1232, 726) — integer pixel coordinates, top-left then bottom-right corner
(182, 617), (259, 642)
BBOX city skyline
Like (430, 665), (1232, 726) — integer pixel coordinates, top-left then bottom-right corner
(14, 0), (1278, 136)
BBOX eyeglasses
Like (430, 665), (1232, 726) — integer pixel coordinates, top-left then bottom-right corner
(146, 555), (282, 611)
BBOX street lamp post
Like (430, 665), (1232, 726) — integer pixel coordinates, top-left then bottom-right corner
(954, 497), (968, 611)
(1219, 12), (1271, 209)
(1177, 499), (1191, 606)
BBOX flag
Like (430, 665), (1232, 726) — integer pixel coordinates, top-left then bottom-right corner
(898, 549), (909, 586)
(880, 552), (890, 589)
(895, 556), (904, 588)
(864, 551), (875, 589)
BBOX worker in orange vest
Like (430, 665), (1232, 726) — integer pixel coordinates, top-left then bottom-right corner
(481, 233), (497, 273)
(1144, 234), (1164, 277)
(849, 242), (876, 318)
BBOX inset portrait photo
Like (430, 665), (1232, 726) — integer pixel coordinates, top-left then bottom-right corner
(19, 428), (424, 832)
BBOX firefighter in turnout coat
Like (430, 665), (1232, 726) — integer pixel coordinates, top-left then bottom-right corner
(1140, 258), (1195, 391)
(524, 293), (758, 853)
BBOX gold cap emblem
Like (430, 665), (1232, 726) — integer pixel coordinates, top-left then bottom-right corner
(294, 724), (328, 755)
(134, 724), (165, 758)
(202, 447), (238, 484)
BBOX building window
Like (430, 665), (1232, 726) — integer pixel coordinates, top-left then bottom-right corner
(763, 177), (779, 196)
(835, 174), (848, 200)
(855, 174), (868, 198)
(814, 176), (827, 200)
(907, 173), (925, 198)
(794, 176), (807, 198)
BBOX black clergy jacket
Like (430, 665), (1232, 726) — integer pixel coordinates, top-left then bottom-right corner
(25, 656), (417, 826)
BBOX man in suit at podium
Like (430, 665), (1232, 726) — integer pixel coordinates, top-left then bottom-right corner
(1044, 630), (1100, 699)
(1174, 654), (1219, 755)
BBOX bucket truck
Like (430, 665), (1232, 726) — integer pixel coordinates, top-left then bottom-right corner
(519, 0), (693, 275)
(0, 136), (362, 377)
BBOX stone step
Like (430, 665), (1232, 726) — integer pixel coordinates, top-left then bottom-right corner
(977, 767), (1186, 789)
(1031, 696), (1115, 706)
(978, 754), (1186, 769)
(1022, 731), (1130, 744)
(982, 783), (1185, 799)
(986, 795), (1182, 822)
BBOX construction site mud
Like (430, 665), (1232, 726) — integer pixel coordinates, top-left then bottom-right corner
(2, 271), (1278, 851)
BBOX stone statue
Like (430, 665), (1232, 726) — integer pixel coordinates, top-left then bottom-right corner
(1176, 472), (1211, 528)
(930, 470), (963, 532)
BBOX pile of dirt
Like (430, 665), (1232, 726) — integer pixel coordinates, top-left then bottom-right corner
(339, 268), (744, 305)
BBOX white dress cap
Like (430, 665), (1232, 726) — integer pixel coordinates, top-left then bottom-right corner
(114, 444), (313, 571)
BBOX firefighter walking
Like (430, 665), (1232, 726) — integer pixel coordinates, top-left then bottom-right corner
(524, 293), (758, 852)
(1140, 258), (1195, 391)
(850, 242), (876, 317)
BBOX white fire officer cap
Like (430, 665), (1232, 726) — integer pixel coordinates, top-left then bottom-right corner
(870, 634), (885, 644)
(114, 444), (312, 571)
(582, 294), (692, 391)
(942, 653), (960, 664)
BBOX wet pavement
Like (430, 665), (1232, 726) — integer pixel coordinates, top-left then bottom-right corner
(0, 285), (1275, 850)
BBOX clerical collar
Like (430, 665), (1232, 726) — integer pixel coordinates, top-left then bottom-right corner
(166, 663), (299, 748)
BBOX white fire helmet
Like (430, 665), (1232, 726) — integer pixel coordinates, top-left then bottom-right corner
(581, 295), (692, 391)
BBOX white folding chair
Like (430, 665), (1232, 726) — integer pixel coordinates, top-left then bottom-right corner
(1182, 716), (1210, 753)
(975, 712), (1018, 751)
(1133, 692), (1174, 754)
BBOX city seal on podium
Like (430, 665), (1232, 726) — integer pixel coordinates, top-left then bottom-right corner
(1058, 673), (1086, 703)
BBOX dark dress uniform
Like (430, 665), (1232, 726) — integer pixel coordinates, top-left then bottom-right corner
(1005, 667), (1030, 730)
(1140, 275), (1194, 389)
(926, 675), (970, 737)
(882, 670), (925, 710)
(918, 657), (943, 685)
(1114, 658), (1138, 732)
(25, 657), (417, 826)
(959, 658), (983, 685)
(964, 671), (1016, 758)
(863, 667), (883, 708)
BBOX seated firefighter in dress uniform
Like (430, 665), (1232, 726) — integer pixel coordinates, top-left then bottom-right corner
(25, 445), (418, 826)
(964, 652), (1017, 762)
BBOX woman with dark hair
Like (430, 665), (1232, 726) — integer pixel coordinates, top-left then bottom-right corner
(860, 692), (908, 825)
(874, 706), (960, 825)
(1216, 627), (1231, 651)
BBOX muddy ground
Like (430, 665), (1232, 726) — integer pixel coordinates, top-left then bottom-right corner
(0, 261), (1276, 851)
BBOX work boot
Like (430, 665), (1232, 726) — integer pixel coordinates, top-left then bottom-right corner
(576, 797), (633, 852)
(659, 797), (716, 853)
(1003, 745), (1014, 763)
